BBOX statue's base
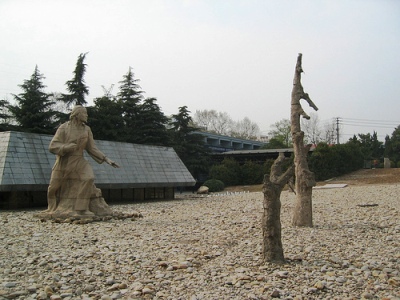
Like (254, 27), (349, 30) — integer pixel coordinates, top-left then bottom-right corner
(34, 210), (143, 224)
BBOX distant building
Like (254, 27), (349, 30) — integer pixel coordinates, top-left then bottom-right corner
(0, 131), (195, 209)
(195, 131), (267, 153)
(258, 135), (269, 143)
(213, 148), (295, 164)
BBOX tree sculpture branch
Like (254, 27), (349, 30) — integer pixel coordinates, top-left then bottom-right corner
(291, 53), (319, 120)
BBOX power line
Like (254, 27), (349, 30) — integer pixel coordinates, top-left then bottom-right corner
(338, 118), (399, 129)
(338, 118), (399, 126)
(340, 117), (400, 124)
(335, 117), (400, 143)
(340, 122), (398, 129)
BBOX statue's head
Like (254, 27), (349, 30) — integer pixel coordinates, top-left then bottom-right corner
(70, 105), (88, 123)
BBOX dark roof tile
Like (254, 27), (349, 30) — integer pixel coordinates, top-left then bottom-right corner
(0, 131), (195, 191)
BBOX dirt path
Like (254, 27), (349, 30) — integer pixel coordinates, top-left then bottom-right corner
(225, 168), (400, 193)
(327, 168), (400, 185)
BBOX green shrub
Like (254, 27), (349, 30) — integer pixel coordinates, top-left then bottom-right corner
(209, 158), (241, 186)
(208, 158), (278, 187)
(241, 160), (265, 185)
(203, 179), (225, 192)
(309, 142), (364, 181)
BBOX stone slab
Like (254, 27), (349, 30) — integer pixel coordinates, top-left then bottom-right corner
(313, 183), (348, 189)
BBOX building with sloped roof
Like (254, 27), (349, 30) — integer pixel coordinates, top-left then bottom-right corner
(0, 131), (195, 209)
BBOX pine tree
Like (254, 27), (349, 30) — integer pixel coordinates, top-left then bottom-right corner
(61, 53), (89, 107)
(0, 99), (11, 131)
(88, 95), (124, 141)
(385, 125), (400, 164)
(169, 106), (210, 180)
(8, 66), (57, 134)
(117, 67), (143, 143)
(136, 97), (169, 146)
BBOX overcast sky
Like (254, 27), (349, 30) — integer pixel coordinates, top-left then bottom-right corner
(1, 0), (399, 142)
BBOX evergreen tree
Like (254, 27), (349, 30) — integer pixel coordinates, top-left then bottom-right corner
(169, 106), (210, 180)
(348, 131), (384, 160)
(8, 66), (57, 134)
(117, 67), (143, 143)
(0, 99), (10, 120)
(88, 95), (124, 141)
(385, 125), (400, 164)
(61, 53), (89, 107)
(136, 97), (169, 146)
(262, 137), (288, 149)
(384, 134), (391, 162)
(0, 99), (12, 131)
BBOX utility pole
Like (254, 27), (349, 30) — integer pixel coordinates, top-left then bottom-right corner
(336, 117), (340, 144)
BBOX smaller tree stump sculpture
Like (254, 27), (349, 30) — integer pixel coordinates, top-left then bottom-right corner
(262, 153), (294, 263)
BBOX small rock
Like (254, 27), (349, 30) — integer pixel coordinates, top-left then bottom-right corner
(304, 246), (314, 253)
(142, 287), (154, 294)
(388, 277), (400, 287)
(107, 283), (120, 291)
(44, 286), (54, 296)
(336, 276), (347, 283)
(3, 282), (17, 288)
(83, 284), (95, 292)
(276, 271), (288, 278)
(118, 283), (127, 289)
(372, 270), (381, 277)
(7, 291), (27, 299)
(27, 285), (37, 292)
(314, 281), (325, 290)
(271, 290), (280, 298)
(131, 282), (144, 291)
(361, 292), (373, 299)
(37, 291), (48, 300)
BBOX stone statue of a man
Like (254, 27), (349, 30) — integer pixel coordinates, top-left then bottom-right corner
(43, 105), (119, 218)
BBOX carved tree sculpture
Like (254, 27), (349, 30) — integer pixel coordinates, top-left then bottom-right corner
(262, 153), (294, 263)
(291, 53), (318, 227)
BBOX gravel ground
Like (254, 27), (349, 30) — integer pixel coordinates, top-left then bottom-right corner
(1, 184), (399, 300)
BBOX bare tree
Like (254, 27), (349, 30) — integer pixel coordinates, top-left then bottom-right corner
(193, 109), (216, 130)
(230, 117), (260, 139)
(193, 109), (232, 135)
(322, 118), (337, 144)
(213, 111), (233, 135)
(262, 153), (294, 263)
(290, 53), (318, 227)
(193, 109), (260, 139)
(301, 112), (321, 145)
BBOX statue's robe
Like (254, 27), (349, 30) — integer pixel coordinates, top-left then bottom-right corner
(46, 121), (111, 216)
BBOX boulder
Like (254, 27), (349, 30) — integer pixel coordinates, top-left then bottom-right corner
(197, 186), (209, 194)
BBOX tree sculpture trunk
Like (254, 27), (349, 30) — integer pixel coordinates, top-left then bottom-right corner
(262, 153), (294, 263)
(291, 53), (318, 227)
